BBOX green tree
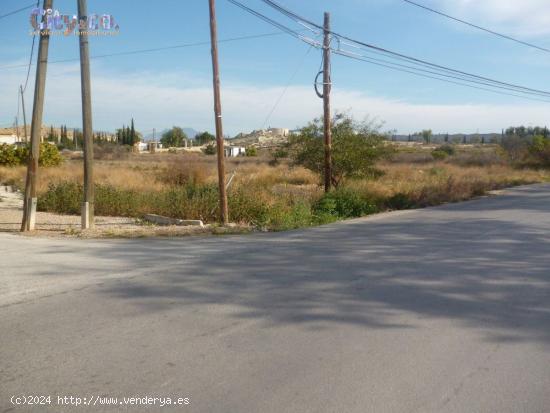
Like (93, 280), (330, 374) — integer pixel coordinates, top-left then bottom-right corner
(195, 131), (215, 146)
(130, 118), (138, 145)
(421, 129), (432, 144)
(529, 135), (550, 166)
(288, 114), (394, 188)
(47, 125), (58, 142)
(161, 126), (188, 148)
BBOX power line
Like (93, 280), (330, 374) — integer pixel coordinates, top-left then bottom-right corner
(332, 47), (550, 98)
(333, 50), (550, 104)
(0, 31), (300, 71)
(261, 44), (314, 129)
(246, 0), (550, 101)
(0, 2), (36, 20)
(257, 0), (550, 97)
(401, 0), (550, 54)
(22, 1), (40, 93)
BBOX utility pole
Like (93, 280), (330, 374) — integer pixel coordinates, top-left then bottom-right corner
(208, 0), (228, 224)
(20, 85), (28, 143)
(14, 117), (19, 140)
(323, 12), (332, 193)
(21, 0), (53, 232)
(78, 0), (94, 229)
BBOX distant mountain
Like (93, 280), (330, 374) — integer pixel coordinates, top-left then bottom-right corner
(143, 127), (200, 141)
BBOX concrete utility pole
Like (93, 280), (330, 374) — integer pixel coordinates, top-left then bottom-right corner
(208, 0), (229, 224)
(21, 0), (53, 232)
(14, 117), (19, 140)
(78, 0), (94, 229)
(20, 85), (28, 143)
(323, 12), (332, 193)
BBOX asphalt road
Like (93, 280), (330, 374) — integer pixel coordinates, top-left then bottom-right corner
(1, 184), (550, 413)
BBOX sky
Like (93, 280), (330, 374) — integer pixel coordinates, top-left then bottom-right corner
(1, 0), (550, 136)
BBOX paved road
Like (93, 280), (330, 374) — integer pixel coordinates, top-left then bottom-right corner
(1, 184), (550, 413)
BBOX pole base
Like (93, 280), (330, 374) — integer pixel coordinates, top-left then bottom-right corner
(81, 202), (94, 229)
(27, 197), (37, 231)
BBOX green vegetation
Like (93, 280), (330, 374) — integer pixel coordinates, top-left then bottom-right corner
(2, 118), (549, 233)
(115, 118), (140, 146)
(161, 126), (188, 148)
(500, 125), (550, 167)
(195, 131), (215, 146)
(245, 146), (257, 157)
(288, 114), (394, 187)
(0, 143), (63, 167)
(203, 144), (216, 155)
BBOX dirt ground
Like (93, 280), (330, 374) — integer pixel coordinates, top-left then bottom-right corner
(0, 186), (247, 238)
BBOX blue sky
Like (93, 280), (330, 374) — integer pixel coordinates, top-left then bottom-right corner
(1, 0), (550, 135)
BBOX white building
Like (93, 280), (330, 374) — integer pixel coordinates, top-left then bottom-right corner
(224, 146), (246, 157)
(0, 135), (19, 145)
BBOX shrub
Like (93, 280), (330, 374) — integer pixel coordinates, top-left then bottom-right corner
(0, 143), (62, 167)
(39, 143), (64, 167)
(288, 113), (394, 187)
(438, 144), (456, 156)
(245, 146), (257, 157)
(269, 148), (288, 166)
(529, 136), (550, 166)
(314, 187), (378, 219)
(431, 150), (448, 161)
(0, 144), (21, 166)
(203, 144), (216, 155)
(37, 181), (81, 214)
(385, 192), (416, 210)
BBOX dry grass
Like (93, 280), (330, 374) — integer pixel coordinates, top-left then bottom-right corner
(1, 149), (549, 231)
(364, 162), (548, 206)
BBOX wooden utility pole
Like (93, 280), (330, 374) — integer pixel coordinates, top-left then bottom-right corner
(78, 0), (94, 229)
(208, 0), (229, 224)
(21, 0), (53, 232)
(323, 12), (332, 193)
(20, 85), (29, 143)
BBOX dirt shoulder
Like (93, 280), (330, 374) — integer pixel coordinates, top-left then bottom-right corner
(0, 186), (249, 238)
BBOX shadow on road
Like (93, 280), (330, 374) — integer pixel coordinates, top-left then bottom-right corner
(39, 184), (550, 347)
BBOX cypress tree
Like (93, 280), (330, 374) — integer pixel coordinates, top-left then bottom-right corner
(130, 118), (136, 145)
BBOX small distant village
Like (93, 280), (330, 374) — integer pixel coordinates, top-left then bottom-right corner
(0, 123), (510, 157)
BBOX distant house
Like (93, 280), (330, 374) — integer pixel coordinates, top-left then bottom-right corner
(224, 146), (246, 157)
(0, 135), (19, 145)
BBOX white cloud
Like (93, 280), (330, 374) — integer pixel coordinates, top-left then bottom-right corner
(1, 62), (549, 135)
(436, 0), (550, 37)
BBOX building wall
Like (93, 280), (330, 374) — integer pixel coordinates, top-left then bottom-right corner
(0, 135), (18, 145)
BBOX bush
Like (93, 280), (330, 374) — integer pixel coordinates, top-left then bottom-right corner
(0, 143), (63, 167)
(314, 188), (378, 219)
(39, 143), (64, 167)
(438, 144), (456, 156)
(431, 150), (448, 161)
(385, 192), (416, 210)
(245, 146), (257, 157)
(529, 136), (550, 166)
(203, 144), (216, 155)
(0, 144), (23, 166)
(288, 113), (394, 187)
(269, 148), (288, 166)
